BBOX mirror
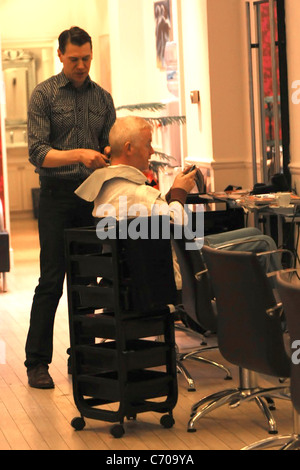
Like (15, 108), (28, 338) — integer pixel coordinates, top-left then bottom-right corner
(255, 0), (281, 182)
(246, 0), (290, 187)
(2, 49), (36, 125)
(2, 49), (36, 146)
(1, 43), (55, 147)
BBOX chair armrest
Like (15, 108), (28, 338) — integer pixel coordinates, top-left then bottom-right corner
(195, 245), (291, 280)
(212, 237), (270, 251)
(266, 301), (283, 317)
(209, 239), (291, 274)
(270, 266), (300, 281)
(196, 253), (284, 318)
(256, 248), (295, 264)
(256, 248), (295, 273)
(194, 268), (208, 281)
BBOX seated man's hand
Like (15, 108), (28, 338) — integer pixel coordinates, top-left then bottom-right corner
(172, 167), (197, 194)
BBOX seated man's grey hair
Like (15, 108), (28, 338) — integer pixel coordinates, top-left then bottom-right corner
(109, 116), (152, 157)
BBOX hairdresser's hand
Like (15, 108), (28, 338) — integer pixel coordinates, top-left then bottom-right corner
(104, 146), (111, 158)
(79, 149), (110, 169)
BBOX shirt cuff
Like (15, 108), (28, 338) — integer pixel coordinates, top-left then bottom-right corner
(165, 188), (188, 206)
(28, 145), (52, 168)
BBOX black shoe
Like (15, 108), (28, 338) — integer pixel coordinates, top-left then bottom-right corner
(27, 364), (55, 389)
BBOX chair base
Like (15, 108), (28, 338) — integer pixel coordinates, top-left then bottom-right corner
(176, 360), (196, 392)
(242, 408), (300, 450)
(181, 348), (232, 380)
(187, 368), (289, 434)
(175, 321), (232, 391)
(176, 348), (232, 391)
(241, 434), (300, 451)
(1, 273), (7, 292)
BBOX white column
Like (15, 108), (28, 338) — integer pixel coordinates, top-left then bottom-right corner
(180, 0), (253, 192)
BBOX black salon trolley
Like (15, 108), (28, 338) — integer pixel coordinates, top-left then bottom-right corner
(64, 218), (178, 438)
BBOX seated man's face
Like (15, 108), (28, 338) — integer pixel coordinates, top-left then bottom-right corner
(130, 128), (154, 171)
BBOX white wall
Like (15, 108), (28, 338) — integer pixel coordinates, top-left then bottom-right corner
(208, 0), (253, 190)
(0, 0), (109, 84)
(108, 0), (174, 108)
(107, 0), (184, 170)
(180, 0), (253, 191)
(208, 0), (252, 164)
(180, 0), (213, 164)
(0, 0), (107, 42)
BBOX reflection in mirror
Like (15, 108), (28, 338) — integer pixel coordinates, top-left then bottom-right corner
(2, 49), (36, 125)
(1, 44), (55, 148)
(246, 0), (290, 188)
(2, 49), (36, 147)
(256, 0), (282, 182)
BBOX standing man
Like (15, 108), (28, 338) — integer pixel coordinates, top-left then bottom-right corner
(25, 26), (116, 389)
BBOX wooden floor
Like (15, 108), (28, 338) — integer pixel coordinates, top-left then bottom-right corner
(0, 218), (294, 450)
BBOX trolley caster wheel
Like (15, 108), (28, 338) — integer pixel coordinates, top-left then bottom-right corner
(110, 424), (125, 438)
(71, 417), (86, 431)
(126, 414), (137, 421)
(160, 414), (175, 429)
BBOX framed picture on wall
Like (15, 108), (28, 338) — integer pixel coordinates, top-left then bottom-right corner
(154, 0), (173, 70)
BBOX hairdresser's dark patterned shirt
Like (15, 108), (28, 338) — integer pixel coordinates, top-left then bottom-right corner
(27, 71), (116, 180)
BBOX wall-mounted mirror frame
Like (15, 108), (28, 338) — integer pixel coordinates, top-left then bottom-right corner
(1, 40), (56, 148)
(246, 0), (290, 188)
(2, 49), (36, 126)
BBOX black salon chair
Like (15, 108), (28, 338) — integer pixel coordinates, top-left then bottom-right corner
(0, 199), (9, 292)
(171, 233), (232, 393)
(242, 269), (300, 450)
(187, 245), (291, 434)
(172, 229), (285, 392)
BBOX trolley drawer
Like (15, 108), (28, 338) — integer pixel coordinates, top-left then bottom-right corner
(76, 340), (171, 371)
(74, 313), (173, 340)
(77, 369), (173, 402)
(73, 285), (115, 309)
(71, 254), (114, 278)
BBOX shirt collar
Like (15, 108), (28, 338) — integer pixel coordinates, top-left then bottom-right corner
(57, 71), (94, 90)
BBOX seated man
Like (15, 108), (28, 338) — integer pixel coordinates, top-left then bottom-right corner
(76, 116), (282, 287)
(76, 116), (196, 219)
